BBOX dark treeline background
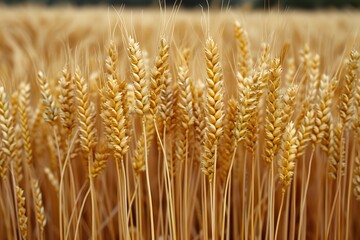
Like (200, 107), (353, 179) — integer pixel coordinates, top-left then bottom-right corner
(0, 0), (359, 8)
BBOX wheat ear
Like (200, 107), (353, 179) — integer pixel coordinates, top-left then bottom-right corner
(296, 109), (314, 158)
(236, 82), (257, 143)
(19, 82), (33, 165)
(340, 50), (360, 128)
(264, 58), (282, 163)
(149, 37), (169, 117)
(353, 156), (360, 200)
(281, 85), (298, 128)
(0, 85), (16, 178)
(328, 122), (344, 180)
(127, 36), (149, 116)
(311, 75), (335, 147)
(91, 143), (110, 179)
(16, 186), (28, 239)
(308, 54), (320, 103)
(59, 64), (76, 133)
(234, 21), (252, 78)
(218, 98), (237, 181)
(175, 49), (193, 162)
(37, 71), (58, 124)
(202, 37), (225, 183)
(100, 77), (129, 162)
(106, 41), (130, 143)
(278, 122), (298, 192)
(33, 180), (46, 232)
(75, 67), (97, 154)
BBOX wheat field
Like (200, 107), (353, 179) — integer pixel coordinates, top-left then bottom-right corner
(0, 6), (360, 240)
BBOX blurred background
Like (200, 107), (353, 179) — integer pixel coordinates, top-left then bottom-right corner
(0, 0), (359, 8)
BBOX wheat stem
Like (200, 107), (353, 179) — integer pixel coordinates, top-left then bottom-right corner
(274, 191), (285, 240)
(298, 147), (315, 240)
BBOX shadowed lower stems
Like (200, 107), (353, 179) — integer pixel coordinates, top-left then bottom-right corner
(298, 147), (315, 240)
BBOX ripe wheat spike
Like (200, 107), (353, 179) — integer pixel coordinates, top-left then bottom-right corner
(202, 37), (225, 182)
